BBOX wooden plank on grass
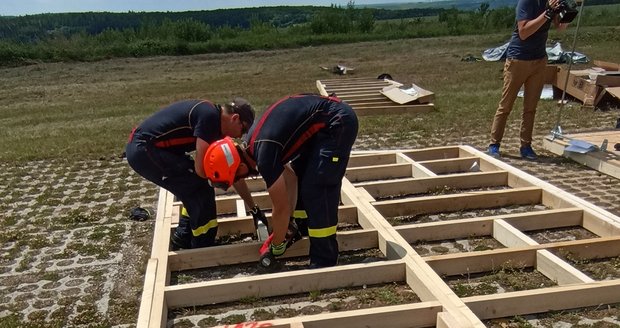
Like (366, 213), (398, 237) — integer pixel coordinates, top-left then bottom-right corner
(543, 134), (620, 179)
(340, 178), (486, 327)
(396, 208), (582, 243)
(353, 104), (434, 116)
(346, 163), (412, 182)
(211, 204), (359, 237)
(165, 261), (406, 307)
(402, 147), (461, 162)
(212, 302), (442, 328)
(536, 249), (594, 285)
(425, 236), (620, 276)
(464, 280), (620, 320)
(348, 152), (396, 167)
(418, 157), (480, 175)
(373, 187), (542, 218)
(356, 171), (508, 200)
(168, 229), (378, 271)
(145, 189), (174, 328)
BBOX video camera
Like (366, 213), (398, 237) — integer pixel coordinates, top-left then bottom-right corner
(557, 0), (579, 23)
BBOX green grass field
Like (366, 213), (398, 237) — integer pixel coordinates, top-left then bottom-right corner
(1, 25), (617, 164)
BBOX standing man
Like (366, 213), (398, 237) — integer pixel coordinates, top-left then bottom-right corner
(488, 0), (568, 159)
(203, 94), (359, 269)
(125, 98), (264, 249)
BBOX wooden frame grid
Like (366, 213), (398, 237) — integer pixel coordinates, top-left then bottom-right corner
(138, 145), (620, 328)
(316, 77), (434, 116)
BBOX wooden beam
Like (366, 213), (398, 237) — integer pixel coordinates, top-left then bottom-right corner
(396, 208), (582, 243)
(418, 157), (479, 175)
(212, 302), (442, 328)
(395, 152), (437, 178)
(143, 189), (174, 328)
(340, 178), (486, 327)
(356, 171), (508, 200)
(346, 163), (412, 182)
(464, 280), (620, 320)
(209, 205), (359, 237)
(536, 249), (594, 285)
(352, 104), (434, 116)
(461, 145), (620, 229)
(493, 219), (538, 248)
(165, 261), (406, 307)
(348, 153), (396, 167)
(437, 312), (461, 328)
(168, 229), (378, 271)
(373, 187), (542, 218)
(425, 236), (620, 276)
(543, 136), (620, 180)
(402, 147), (460, 162)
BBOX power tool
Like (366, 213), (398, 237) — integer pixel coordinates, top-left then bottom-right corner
(249, 205), (269, 241)
(258, 219), (302, 272)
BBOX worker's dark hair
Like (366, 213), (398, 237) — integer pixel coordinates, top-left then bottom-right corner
(223, 97), (255, 128)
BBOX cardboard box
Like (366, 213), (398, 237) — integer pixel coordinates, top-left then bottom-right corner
(554, 67), (599, 106)
(381, 83), (435, 104)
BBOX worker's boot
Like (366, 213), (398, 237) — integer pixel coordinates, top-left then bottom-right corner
(170, 215), (191, 250)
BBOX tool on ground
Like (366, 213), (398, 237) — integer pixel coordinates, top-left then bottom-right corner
(257, 220), (302, 272)
(249, 205), (269, 241)
(128, 207), (151, 221)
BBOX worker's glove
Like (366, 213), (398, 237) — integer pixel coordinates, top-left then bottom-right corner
(257, 221), (302, 272)
(258, 235), (285, 272)
(249, 205), (268, 229)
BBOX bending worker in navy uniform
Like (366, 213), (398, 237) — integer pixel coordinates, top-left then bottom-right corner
(125, 98), (264, 249)
(203, 94), (359, 268)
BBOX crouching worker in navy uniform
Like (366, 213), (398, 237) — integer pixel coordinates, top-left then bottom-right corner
(126, 98), (266, 249)
(203, 94), (358, 269)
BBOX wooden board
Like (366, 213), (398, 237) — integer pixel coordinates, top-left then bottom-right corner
(316, 77), (434, 116)
(137, 145), (620, 328)
(543, 129), (620, 179)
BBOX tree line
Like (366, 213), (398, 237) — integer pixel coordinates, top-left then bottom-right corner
(0, 2), (618, 66)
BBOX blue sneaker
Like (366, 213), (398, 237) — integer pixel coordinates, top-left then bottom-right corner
(520, 145), (538, 160)
(487, 144), (500, 158)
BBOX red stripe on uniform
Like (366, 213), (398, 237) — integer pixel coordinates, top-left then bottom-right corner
(248, 94), (306, 155)
(154, 137), (196, 148)
(282, 122), (326, 160)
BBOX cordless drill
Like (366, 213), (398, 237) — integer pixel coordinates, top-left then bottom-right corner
(258, 219), (302, 272)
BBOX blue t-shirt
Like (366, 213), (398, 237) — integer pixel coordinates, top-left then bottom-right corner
(506, 0), (551, 60)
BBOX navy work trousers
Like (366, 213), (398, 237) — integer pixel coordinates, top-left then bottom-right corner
(292, 103), (358, 267)
(125, 134), (217, 248)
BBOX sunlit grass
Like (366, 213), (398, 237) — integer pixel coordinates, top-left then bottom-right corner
(0, 26), (617, 163)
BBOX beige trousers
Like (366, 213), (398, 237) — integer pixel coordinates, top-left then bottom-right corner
(490, 57), (547, 147)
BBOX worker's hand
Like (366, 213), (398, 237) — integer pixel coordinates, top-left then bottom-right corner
(258, 234), (286, 272)
(545, 0), (559, 19)
(249, 205), (268, 229)
(257, 221), (302, 272)
(259, 234), (287, 257)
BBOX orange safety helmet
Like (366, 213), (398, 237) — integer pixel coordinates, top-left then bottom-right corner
(203, 137), (241, 190)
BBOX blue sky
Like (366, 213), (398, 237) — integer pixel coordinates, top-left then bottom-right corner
(1, 0), (421, 16)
